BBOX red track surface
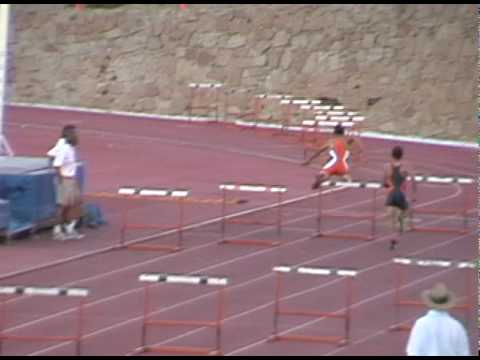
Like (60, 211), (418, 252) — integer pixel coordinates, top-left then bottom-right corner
(0, 105), (476, 356)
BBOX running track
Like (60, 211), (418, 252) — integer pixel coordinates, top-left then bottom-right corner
(0, 105), (476, 356)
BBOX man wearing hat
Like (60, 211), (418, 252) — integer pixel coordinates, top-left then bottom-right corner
(406, 283), (471, 356)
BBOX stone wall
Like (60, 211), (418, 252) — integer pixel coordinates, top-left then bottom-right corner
(9, 4), (477, 141)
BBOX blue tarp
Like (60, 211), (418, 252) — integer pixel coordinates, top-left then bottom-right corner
(0, 156), (85, 234)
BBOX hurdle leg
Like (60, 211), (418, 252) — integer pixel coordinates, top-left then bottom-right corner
(316, 190), (322, 236)
(188, 86), (194, 122)
(224, 90), (231, 123)
(462, 188), (468, 231)
(120, 208), (126, 247)
(0, 298), (6, 355)
(277, 192), (283, 238)
(214, 87), (219, 123)
(343, 277), (352, 345)
(272, 272), (283, 339)
(390, 263), (405, 331)
(220, 188), (227, 243)
(253, 98), (261, 121)
(177, 198), (185, 250)
(410, 182), (418, 230)
(141, 284), (151, 351)
(75, 299), (86, 356)
(370, 189), (377, 240)
(214, 288), (226, 355)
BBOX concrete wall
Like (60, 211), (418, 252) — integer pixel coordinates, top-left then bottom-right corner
(9, 4), (477, 141)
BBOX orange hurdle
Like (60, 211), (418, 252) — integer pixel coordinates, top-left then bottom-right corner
(409, 175), (475, 234)
(269, 265), (357, 346)
(315, 180), (381, 241)
(0, 286), (89, 356)
(119, 187), (190, 252)
(219, 183), (287, 247)
(187, 83), (224, 123)
(389, 257), (475, 332)
(133, 273), (229, 356)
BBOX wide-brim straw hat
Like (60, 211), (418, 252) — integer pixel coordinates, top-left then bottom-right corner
(421, 283), (457, 310)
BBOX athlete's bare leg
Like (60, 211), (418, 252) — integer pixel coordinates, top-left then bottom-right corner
(312, 171), (328, 190)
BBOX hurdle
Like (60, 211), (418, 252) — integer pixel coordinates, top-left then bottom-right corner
(219, 183), (287, 247)
(223, 87), (259, 124)
(254, 94), (293, 123)
(408, 175), (475, 234)
(0, 286), (89, 356)
(270, 265), (357, 346)
(278, 99), (326, 135)
(119, 187), (190, 252)
(297, 104), (346, 130)
(134, 273), (228, 356)
(232, 94), (293, 135)
(314, 180), (381, 241)
(389, 257), (475, 332)
(187, 83), (224, 122)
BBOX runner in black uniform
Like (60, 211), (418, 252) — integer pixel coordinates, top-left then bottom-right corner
(383, 145), (416, 250)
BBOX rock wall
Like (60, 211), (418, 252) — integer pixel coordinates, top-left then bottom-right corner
(9, 4), (477, 141)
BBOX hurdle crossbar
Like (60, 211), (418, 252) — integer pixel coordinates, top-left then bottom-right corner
(119, 187), (190, 252)
(187, 83), (224, 123)
(314, 181), (381, 241)
(389, 257), (475, 332)
(219, 183), (287, 247)
(299, 105), (345, 111)
(270, 265), (357, 346)
(0, 286), (89, 356)
(407, 175), (475, 234)
(135, 273), (228, 356)
(224, 87), (260, 125)
(313, 115), (366, 123)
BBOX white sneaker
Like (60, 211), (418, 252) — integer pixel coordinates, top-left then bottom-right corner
(65, 229), (85, 240)
(53, 231), (67, 241)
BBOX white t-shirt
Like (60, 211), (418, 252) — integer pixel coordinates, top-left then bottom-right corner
(47, 138), (66, 158)
(406, 310), (470, 356)
(52, 141), (78, 178)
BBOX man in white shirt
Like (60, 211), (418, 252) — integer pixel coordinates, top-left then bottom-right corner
(49, 125), (84, 240)
(406, 283), (471, 356)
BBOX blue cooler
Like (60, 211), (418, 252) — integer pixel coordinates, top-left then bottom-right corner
(0, 199), (10, 231)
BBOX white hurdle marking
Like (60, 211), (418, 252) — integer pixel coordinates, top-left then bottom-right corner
(139, 273), (229, 286)
(219, 183), (288, 193)
(188, 83), (223, 89)
(118, 187), (190, 198)
(0, 286), (90, 297)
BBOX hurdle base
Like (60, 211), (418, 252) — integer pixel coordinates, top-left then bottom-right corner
(278, 308), (346, 319)
(269, 334), (347, 347)
(123, 224), (178, 231)
(0, 334), (78, 343)
(219, 239), (281, 247)
(226, 219), (277, 226)
(389, 324), (412, 332)
(126, 244), (182, 253)
(314, 232), (374, 241)
(320, 212), (376, 220)
(413, 209), (464, 216)
(143, 345), (221, 356)
(411, 226), (467, 235)
(146, 319), (219, 328)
